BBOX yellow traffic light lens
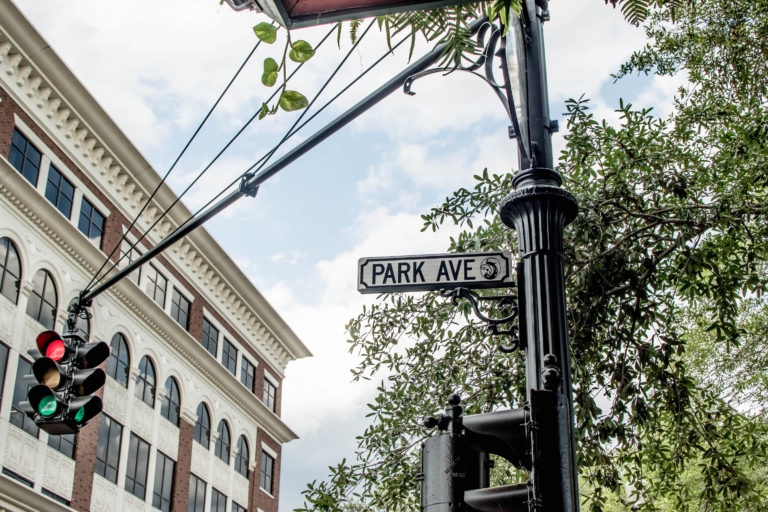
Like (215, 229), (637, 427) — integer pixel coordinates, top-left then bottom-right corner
(42, 367), (61, 388)
(38, 395), (57, 417)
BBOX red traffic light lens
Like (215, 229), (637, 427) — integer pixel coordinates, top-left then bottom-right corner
(36, 331), (66, 362)
(44, 339), (66, 361)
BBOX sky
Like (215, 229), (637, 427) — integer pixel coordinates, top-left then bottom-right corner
(11, 1), (675, 510)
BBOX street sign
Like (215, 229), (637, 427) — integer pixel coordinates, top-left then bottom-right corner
(357, 251), (514, 294)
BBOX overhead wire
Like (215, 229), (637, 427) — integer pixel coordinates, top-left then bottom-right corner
(85, 36), (267, 292)
(124, 26), (415, 262)
(83, 23), (337, 293)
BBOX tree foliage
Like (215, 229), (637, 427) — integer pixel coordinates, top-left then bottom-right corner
(298, 0), (768, 511)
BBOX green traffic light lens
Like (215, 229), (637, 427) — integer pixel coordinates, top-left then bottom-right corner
(74, 407), (85, 422)
(38, 395), (58, 417)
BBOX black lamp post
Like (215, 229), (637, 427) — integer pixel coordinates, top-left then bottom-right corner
(500, 1), (580, 510)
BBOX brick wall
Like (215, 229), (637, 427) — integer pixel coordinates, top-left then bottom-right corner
(252, 430), (282, 512)
(171, 417), (194, 512)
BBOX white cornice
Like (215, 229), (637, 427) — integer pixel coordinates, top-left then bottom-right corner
(0, 0), (312, 374)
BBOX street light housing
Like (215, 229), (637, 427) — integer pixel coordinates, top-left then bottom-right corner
(224, 0), (479, 29)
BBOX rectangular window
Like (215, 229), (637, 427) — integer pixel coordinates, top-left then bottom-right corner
(78, 197), (105, 246)
(231, 501), (247, 512)
(152, 451), (175, 512)
(44, 165), (75, 219)
(145, 264), (168, 308)
(263, 378), (277, 413)
(211, 488), (227, 512)
(95, 413), (123, 484)
(260, 451), (275, 494)
(201, 318), (218, 357)
(240, 357), (255, 392)
(42, 488), (70, 505)
(125, 433), (151, 499)
(120, 242), (142, 285)
(222, 338), (237, 376)
(10, 356), (38, 438)
(48, 433), (76, 459)
(187, 473), (207, 512)
(9, 128), (42, 186)
(2, 467), (33, 487)
(170, 288), (190, 330)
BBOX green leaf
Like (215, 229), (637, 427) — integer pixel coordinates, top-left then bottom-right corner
(258, 102), (270, 120)
(279, 90), (308, 112)
(253, 22), (277, 43)
(261, 58), (278, 87)
(289, 40), (315, 63)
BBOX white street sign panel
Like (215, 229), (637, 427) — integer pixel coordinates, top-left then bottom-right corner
(357, 251), (514, 294)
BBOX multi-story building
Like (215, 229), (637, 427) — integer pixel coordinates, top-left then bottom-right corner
(0, 1), (311, 511)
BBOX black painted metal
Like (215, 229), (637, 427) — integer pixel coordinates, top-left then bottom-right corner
(498, 1), (581, 510)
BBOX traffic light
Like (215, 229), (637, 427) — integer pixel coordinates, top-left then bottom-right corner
(420, 392), (558, 512)
(20, 330), (109, 435)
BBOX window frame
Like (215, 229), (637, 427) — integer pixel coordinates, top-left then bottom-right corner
(170, 287), (191, 330)
(95, 413), (123, 484)
(26, 269), (57, 330)
(44, 164), (75, 219)
(160, 376), (181, 426)
(263, 377), (277, 413)
(135, 355), (156, 408)
(214, 420), (231, 464)
(124, 432), (151, 500)
(78, 196), (105, 246)
(107, 332), (130, 387)
(10, 356), (38, 438)
(152, 451), (175, 512)
(145, 264), (168, 309)
(234, 436), (249, 478)
(260, 450), (275, 495)
(9, 128), (42, 186)
(221, 338), (238, 376)
(201, 317), (219, 357)
(193, 403), (211, 449)
(0, 237), (22, 304)
(240, 356), (255, 392)
(187, 473), (207, 512)
(47, 432), (76, 459)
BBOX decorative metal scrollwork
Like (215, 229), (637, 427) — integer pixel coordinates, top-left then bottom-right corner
(402, 19), (531, 163)
(439, 287), (520, 353)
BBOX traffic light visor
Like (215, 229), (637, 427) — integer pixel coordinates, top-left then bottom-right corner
(68, 396), (103, 424)
(28, 385), (61, 417)
(32, 358), (64, 389)
(75, 341), (110, 369)
(36, 330), (66, 361)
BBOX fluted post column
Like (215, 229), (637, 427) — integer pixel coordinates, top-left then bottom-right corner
(500, 168), (578, 512)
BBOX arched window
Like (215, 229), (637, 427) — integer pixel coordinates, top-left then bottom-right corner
(193, 403), (210, 449)
(160, 377), (180, 426)
(0, 238), (21, 304)
(134, 356), (156, 408)
(26, 269), (57, 329)
(235, 436), (249, 478)
(106, 333), (130, 386)
(214, 420), (231, 464)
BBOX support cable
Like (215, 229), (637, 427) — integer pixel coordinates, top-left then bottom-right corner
(83, 23), (337, 293)
(84, 37), (265, 292)
(80, 18), (487, 304)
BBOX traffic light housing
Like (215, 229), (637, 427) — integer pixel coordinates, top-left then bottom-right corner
(420, 392), (558, 512)
(20, 330), (109, 435)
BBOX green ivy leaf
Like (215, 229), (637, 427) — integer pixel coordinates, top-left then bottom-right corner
(289, 40), (315, 63)
(258, 102), (270, 120)
(279, 90), (309, 112)
(253, 22), (277, 43)
(261, 58), (278, 87)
